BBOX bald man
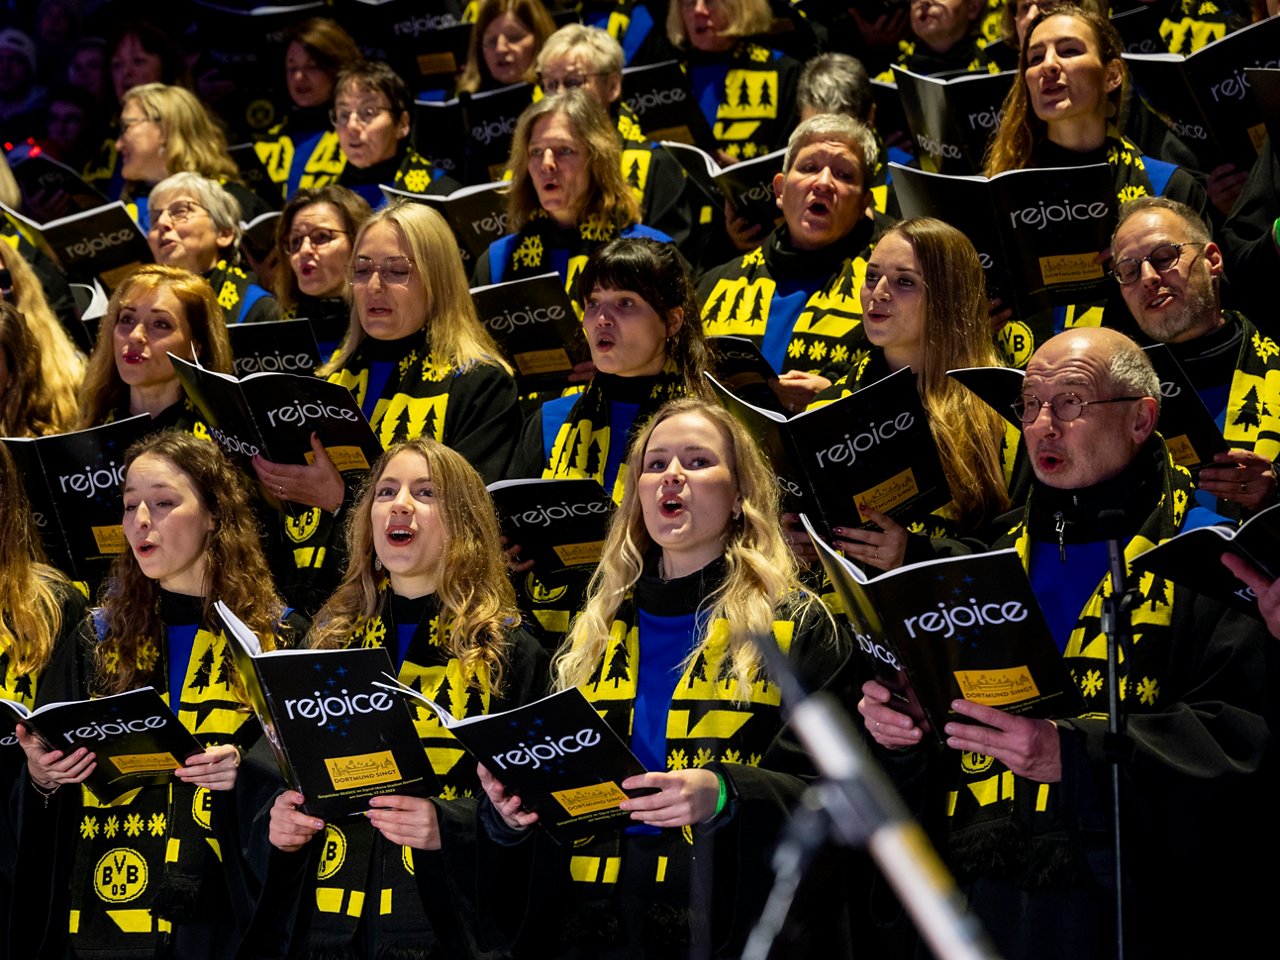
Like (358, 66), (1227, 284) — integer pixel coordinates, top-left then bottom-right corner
(860, 327), (1272, 959)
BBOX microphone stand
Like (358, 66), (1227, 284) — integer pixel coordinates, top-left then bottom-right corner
(1100, 511), (1136, 960)
(743, 630), (1002, 960)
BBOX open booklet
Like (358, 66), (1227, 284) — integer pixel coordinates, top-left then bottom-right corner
(413, 81), (533, 184)
(891, 67), (1015, 175)
(380, 180), (508, 270)
(1129, 502), (1280, 617)
(802, 515), (1083, 743)
(470, 271), (585, 392)
(0, 686), (204, 803)
(0, 198), (150, 289)
(375, 679), (650, 843)
(486, 477), (614, 582)
(660, 141), (784, 231)
(214, 601), (436, 820)
(708, 368), (950, 538)
(620, 59), (717, 148)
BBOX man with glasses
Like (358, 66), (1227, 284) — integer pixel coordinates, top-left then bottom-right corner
(1111, 196), (1278, 517)
(860, 326), (1272, 958)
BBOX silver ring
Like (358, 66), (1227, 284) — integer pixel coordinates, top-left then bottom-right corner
(874, 549), (880, 559)
(875, 720), (881, 731)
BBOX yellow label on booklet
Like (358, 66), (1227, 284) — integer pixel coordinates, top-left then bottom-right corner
(1248, 122), (1268, 153)
(553, 781), (628, 816)
(417, 52), (460, 75)
(514, 348), (572, 376)
(305, 445), (370, 472)
(1039, 252), (1104, 286)
(954, 666), (1040, 706)
(324, 751), (403, 790)
(856, 468), (918, 520)
(552, 541), (606, 567)
(1165, 434), (1199, 468)
(92, 525), (127, 554)
(110, 752), (180, 774)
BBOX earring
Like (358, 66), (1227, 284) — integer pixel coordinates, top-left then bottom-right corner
(374, 556), (383, 572)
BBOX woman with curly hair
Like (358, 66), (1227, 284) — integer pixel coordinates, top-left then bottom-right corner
(252, 437), (546, 959)
(482, 398), (851, 958)
(473, 91), (672, 291)
(12, 431), (303, 960)
(77, 264), (233, 431)
(0, 303), (79, 436)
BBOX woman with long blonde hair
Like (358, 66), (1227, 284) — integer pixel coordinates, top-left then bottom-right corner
(258, 438), (546, 958)
(482, 397), (850, 957)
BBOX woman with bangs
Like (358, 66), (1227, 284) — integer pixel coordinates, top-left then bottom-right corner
(251, 202), (519, 614)
(77, 264), (233, 432)
(482, 398), (851, 958)
(249, 438), (547, 959)
(11, 431), (303, 959)
(505, 237), (710, 646)
(457, 0), (557, 95)
(114, 82), (268, 231)
(473, 91), (673, 292)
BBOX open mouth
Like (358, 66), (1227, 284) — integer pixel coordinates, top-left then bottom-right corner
(594, 334), (615, 350)
(1036, 449), (1064, 471)
(1145, 291), (1174, 310)
(660, 497), (684, 517)
(122, 350), (146, 364)
(135, 541), (157, 556)
(806, 200), (830, 217)
(385, 525), (416, 545)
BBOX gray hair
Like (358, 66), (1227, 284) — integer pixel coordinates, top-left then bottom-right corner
(782, 113), (879, 178)
(537, 24), (623, 76)
(798, 53), (873, 123)
(149, 172), (242, 246)
(1108, 338), (1161, 414)
(1114, 195), (1211, 247)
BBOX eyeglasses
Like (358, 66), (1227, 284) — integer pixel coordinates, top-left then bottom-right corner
(286, 228), (348, 254)
(119, 114), (156, 131)
(1011, 392), (1144, 424)
(351, 256), (415, 285)
(539, 72), (607, 95)
(1111, 241), (1204, 285)
(330, 105), (392, 128)
(152, 200), (207, 225)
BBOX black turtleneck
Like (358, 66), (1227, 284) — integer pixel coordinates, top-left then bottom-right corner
(1028, 436), (1165, 545)
(1033, 138), (1111, 170)
(1164, 313), (1242, 393)
(159, 588), (204, 626)
(765, 217), (874, 281)
(634, 555), (728, 616)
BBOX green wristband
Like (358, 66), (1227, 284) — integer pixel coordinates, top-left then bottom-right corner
(713, 771), (728, 817)
(1272, 217), (1280, 251)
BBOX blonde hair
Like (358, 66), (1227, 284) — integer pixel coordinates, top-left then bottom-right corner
(308, 439), (520, 694)
(537, 24), (623, 76)
(78, 265), (233, 428)
(0, 152), (18, 208)
(318, 202), (511, 376)
(457, 0), (557, 94)
(0, 244), (83, 430)
(121, 82), (241, 187)
(505, 91), (640, 233)
(554, 399), (815, 700)
(666, 0), (773, 47)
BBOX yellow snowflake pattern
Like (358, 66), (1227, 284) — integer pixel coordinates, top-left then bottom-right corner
(741, 248), (764, 268)
(137, 638), (159, 673)
(1253, 332), (1279, 363)
(104, 815), (119, 838)
(1118, 185), (1146, 203)
(124, 813), (144, 837)
(103, 648), (121, 675)
(79, 815), (98, 839)
(787, 339), (805, 359)
(217, 280), (240, 310)
(808, 341), (828, 361)
(742, 142), (759, 159)
(360, 616), (387, 648)
(1136, 676), (1159, 706)
(514, 235), (544, 268)
(692, 747), (713, 768)
(668, 748), (689, 771)
(1081, 669), (1103, 698)
(830, 344), (849, 365)
(721, 748), (741, 764)
(747, 753), (762, 767)
(427, 615), (443, 644)
(724, 143), (742, 160)
(578, 215), (613, 242)
(402, 168), (430, 193)
(148, 813), (167, 836)
(398, 350), (420, 378)
(749, 45), (769, 62)
(420, 357), (453, 382)
(439, 784), (458, 800)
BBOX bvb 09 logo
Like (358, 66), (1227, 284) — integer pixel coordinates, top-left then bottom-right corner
(316, 825), (347, 880)
(95, 848), (148, 903)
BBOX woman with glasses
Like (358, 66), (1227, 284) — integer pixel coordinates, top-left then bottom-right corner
(473, 91), (672, 292)
(254, 17), (362, 202)
(115, 82), (270, 232)
(332, 61), (457, 209)
(807, 218), (1015, 572)
(251, 202), (520, 610)
(457, 0), (556, 95)
(146, 172), (280, 324)
(273, 184), (373, 353)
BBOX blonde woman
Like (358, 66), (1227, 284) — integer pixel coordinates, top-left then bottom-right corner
(254, 438), (547, 958)
(481, 398), (851, 958)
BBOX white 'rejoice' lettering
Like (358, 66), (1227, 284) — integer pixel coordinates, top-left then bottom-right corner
(903, 599), (1028, 640)
(265, 399), (359, 428)
(487, 303), (565, 334)
(283, 688), (397, 727)
(1009, 199), (1109, 231)
(855, 632), (900, 670)
(915, 133), (962, 159)
(473, 116), (518, 145)
(813, 412), (914, 468)
(209, 427), (261, 458)
(58, 460), (125, 499)
(1159, 380), (1181, 398)
(235, 353), (314, 375)
(966, 108), (1003, 131)
(392, 13), (458, 36)
(512, 499), (610, 527)
(64, 228), (136, 259)
(470, 213), (508, 236)
(64, 714), (167, 744)
(1210, 60), (1280, 103)
(625, 88), (686, 114)
(489, 727), (603, 771)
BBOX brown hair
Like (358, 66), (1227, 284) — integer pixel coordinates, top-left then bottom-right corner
(78, 265), (234, 428)
(308, 438), (520, 693)
(273, 185), (373, 310)
(505, 91), (640, 232)
(284, 17), (362, 77)
(457, 0), (557, 94)
(94, 431), (285, 695)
